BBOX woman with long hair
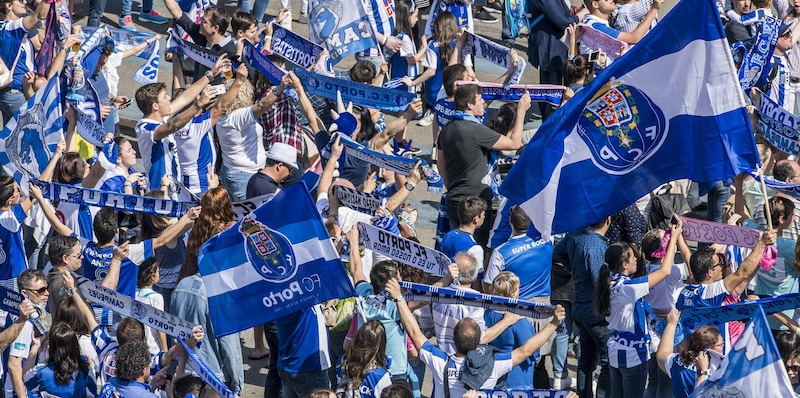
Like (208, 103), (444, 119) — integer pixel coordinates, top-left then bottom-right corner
(30, 322), (95, 397)
(178, 187), (235, 281)
(53, 298), (99, 375)
(138, 189), (187, 309)
(593, 220), (683, 397)
(340, 320), (392, 398)
(658, 310), (725, 398)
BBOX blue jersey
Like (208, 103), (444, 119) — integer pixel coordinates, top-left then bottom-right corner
(422, 41), (444, 107)
(434, 97), (456, 131)
(677, 280), (731, 352)
(358, 368), (393, 398)
(389, 32), (418, 94)
(665, 353), (698, 398)
(136, 119), (181, 191)
(0, 19), (34, 91)
(274, 305), (331, 374)
(440, 229), (484, 277)
(83, 240), (154, 298)
(484, 236), (553, 299)
(174, 112), (216, 195)
(361, 0), (396, 57)
(0, 206), (27, 289)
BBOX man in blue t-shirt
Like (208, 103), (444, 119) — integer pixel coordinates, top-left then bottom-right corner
(441, 196), (487, 286)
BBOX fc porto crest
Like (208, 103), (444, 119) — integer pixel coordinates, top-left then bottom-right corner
(309, 0), (342, 41)
(576, 81), (666, 175)
(240, 216), (297, 283)
(8, 103), (50, 177)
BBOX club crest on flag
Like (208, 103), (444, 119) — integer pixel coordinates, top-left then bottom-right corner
(240, 216), (297, 283)
(309, 0), (342, 40)
(8, 103), (51, 177)
(578, 81), (667, 175)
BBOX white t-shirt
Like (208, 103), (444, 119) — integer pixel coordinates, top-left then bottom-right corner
(173, 111), (216, 194)
(646, 261), (687, 311)
(135, 118), (180, 191)
(136, 287), (165, 355)
(216, 107), (265, 174)
(101, 52), (124, 96)
(4, 322), (34, 397)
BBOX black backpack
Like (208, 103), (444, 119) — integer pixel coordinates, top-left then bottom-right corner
(648, 183), (692, 230)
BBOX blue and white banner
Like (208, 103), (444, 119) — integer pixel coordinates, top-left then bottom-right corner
(358, 222), (450, 276)
(133, 39), (160, 85)
(75, 26), (108, 63)
(75, 273), (195, 339)
(462, 32), (525, 84)
(307, 0), (379, 65)
(0, 74), (63, 194)
(475, 391), (574, 398)
(244, 40), (286, 86)
(755, 88), (800, 155)
(271, 23), (324, 69)
(749, 172), (800, 201)
(337, 133), (444, 192)
(690, 306), (796, 397)
(399, 281), (558, 320)
(457, 81), (566, 107)
(178, 339), (236, 398)
(734, 16), (780, 92)
(82, 26), (158, 59)
(336, 186), (380, 215)
(679, 292), (800, 333)
(0, 285), (22, 317)
(293, 67), (417, 113)
(74, 80), (107, 147)
(499, 0), (758, 239)
(33, 180), (197, 218)
(198, 183), (355, 337)
(166, 28), (219, 68)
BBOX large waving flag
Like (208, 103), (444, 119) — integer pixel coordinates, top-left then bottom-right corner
(500, 0), (758, 238)
(0, 74), (63, 193)
(690, 306), (797, 397)
(307, 0), (378, 65)
(198, 183), (354, 337)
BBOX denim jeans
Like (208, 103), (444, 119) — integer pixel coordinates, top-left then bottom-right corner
(122, 0), (155, 14)
(644, 357), (673, 398)
(551, 300), (573, 379)
(220, 166), (254, 203)
(264, 322), (282, 398)
(610, 362), (648, 398)
(277, 368), (330, 398)
(575, 320), (611, 398)
(88, 0), (106, 26)
(705, 180), (731, 223)
(0, 88), (25, 125)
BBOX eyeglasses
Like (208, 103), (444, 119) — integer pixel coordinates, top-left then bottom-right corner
(784, 30), (794, 39)
(25, 285), (49, 296)
(712, 342), (725, 348)
(787, 365), (800, 372)
(67, 252), (84, 259)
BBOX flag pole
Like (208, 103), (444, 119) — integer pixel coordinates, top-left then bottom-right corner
(757, 167), (773, 230)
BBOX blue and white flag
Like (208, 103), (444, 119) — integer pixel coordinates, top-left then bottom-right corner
(732, 16), (780, 93)
(271, 23), (324, 69)
(74, 80), (107, 147)
(82, 26), (158, 59)
(755, 88), (800, 155)
(0, 74), (63, 194)
(294, 67), (417, 112)
(690, 306), (797, 397)
(499, 0), (758, 239)
(198, 183), (355, 337)
(750, 171), (800, 200)
(166, 28), (218, 68)
(133, 39), (160, 85)
(307, 0), (379, 65)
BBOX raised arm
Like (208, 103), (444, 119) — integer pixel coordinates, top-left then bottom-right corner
(28, 183), (72, 237)
(284, 71), (321, 133)
(210, 63), (247, 124)
(160, 325), (204, 368)
(24, 0), (51, 31)
(39, 140), (66, 182)
(616, 0), (662, 44)
(153, 86), (215, 142)
(347, 226), (368, 284)
(370, 98), (423, 150)
(123, 35), (161, 59)
(492, 93), (531, 151)
(648, 220), (682, 288)
(63, 271), (99, 331)
(100, 243), (128, 291)
(166, 55), (228, 120)
(152, 207), (200, 250)
(0, 301), (34, 351)
(725, 229), (777, 292)
(656, 309), (679, 374)
(383, 161), (422, 213)
(252, 79), (285, 118)
(511, 305), (564, 367)
(386, 278), (428, 351)
(163, 0), (184, 20)
(317, 135), (343, 200)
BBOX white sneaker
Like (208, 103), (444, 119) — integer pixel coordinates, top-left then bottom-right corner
(553, 375), (573, 390)
(417, 109), (434, 126)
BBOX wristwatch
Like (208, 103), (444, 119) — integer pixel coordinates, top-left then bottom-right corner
(404, 181), (416, 191)
(392, 295), (404, 302)
(698, 370), (709, 376)
(204, 70), (214, 80)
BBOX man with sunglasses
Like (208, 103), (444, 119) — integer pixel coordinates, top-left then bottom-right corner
(677, 228), (777, 354)
(6, 269), (48, 398)
(766, 22), (799, 110)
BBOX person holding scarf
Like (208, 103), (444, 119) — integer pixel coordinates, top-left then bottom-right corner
(436, 83), (529, 248)
(592, 219), (683, 397)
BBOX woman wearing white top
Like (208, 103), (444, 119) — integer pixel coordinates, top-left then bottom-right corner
(593, 219), (683, 397)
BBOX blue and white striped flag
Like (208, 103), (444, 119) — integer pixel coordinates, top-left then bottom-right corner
(690, 306), (797, 397)
(198, 183), (355, 337)
(0, 74), (63, 194)
(307, 0), (378, 65)
(499, 0), (758, 239)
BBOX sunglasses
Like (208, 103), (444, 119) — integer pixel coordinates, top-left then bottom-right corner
(25, 285), (48, 296)
(787, 365), (800, 372)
